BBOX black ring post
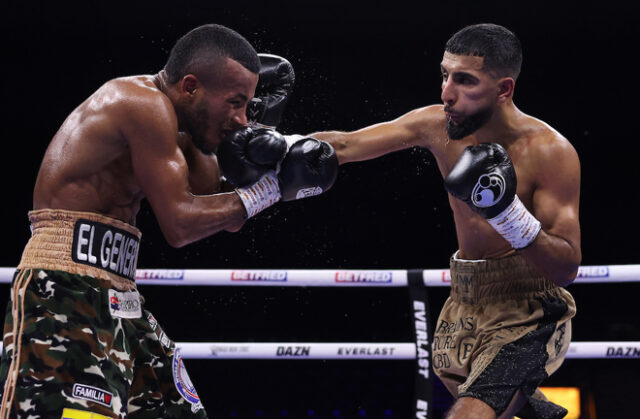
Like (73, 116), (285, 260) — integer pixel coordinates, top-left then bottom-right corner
(408, 269), (433, 419)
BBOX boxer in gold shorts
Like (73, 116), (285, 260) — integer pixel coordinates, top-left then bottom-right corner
(305, 23), (581, 418)
(434, 252), (575, 418)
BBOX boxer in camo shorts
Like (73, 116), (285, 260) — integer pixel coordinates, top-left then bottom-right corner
(1, 23), (332, 418)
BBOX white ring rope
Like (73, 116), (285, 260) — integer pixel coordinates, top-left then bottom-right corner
(0, 341), (636, 360)
(0, 265), (637, 286)
(173, 341), (640, 360)
(0, 266), (637, 361)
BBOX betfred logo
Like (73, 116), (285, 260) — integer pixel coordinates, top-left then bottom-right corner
(231, 271), (288, 282)
(441, 270), (451, 283)
(335, 271), (392, 283)
(136, 270), (185, 280)
(577, 266), (610, 278)
(72, 383), (113, 407)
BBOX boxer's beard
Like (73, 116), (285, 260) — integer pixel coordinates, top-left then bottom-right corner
(183, 102), (213, 154)
(446, 106), (494, 140)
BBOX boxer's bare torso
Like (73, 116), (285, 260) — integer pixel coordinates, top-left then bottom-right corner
(33, 75), (220, 225)
(313, 53), (581, 286)
(33, 57), (257, 246)
(407, 105), (579, 260)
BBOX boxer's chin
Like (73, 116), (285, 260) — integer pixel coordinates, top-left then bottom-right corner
(446, 107), (493, 140)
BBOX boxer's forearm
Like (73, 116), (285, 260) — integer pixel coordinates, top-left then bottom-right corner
(310, 108), (434, 165)
(156, 192), (247, 248)
(309, 131), (353, 164)
(519, 230), (581, 287)
(311, 127), (415, 165)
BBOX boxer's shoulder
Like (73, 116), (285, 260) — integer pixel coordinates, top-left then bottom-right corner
(103, 76), (173, 115)
(504, 115), (579, 191)
(511, 115), (578, 167)
(406, 104), (446, 130)
(404, 104), (450, 149)
(98, 76), (178, 138)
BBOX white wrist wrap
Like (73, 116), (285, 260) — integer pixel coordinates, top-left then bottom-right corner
(236, 171), (282, 218)
(487, 195), (542, 250)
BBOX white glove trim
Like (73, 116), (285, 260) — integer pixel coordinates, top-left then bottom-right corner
(283, 134), (304, 149)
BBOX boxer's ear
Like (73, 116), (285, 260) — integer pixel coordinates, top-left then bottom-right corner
(496, 77), (514, 104)
(181, 74), (199, 97)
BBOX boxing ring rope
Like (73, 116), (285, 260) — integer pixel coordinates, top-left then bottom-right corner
(2, 264), (636, 286)
(174, 341), (640, 360)
(0, 265), (638, 360)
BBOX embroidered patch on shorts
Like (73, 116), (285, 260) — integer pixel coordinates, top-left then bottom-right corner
(61, 407), (112, 419)
(71, 383), (113, 407)
(159, 330), (173, 349)
(146, 311), (158, 330)
(172, 348), (204, 413)
(108, 289), (142, 319)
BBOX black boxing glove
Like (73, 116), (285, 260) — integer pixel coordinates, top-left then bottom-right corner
(444, 143), (541, 249)
(217, 125), (288, 187)
(234, 135), (338, 218)
(247, 54), (295, 128)
(278, 135), (339, 202)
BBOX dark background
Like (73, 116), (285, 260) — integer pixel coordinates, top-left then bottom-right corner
(3, 1), (640, 417)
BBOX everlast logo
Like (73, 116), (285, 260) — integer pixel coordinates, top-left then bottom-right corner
(416, 399), (428, 419)
(337, 346), (396, 356)
(414, 300), (430, 380)
(72, 383), (113, 407)
(276, 346), (310, 356)
(72, 220), (140, 281)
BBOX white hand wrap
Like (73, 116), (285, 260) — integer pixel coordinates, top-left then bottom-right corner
(235, 171), (281, 218)
(487, 195), (542, 250)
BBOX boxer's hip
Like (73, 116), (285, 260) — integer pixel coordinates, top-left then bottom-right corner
(433, 251), (576, 405)
(448, 251), (563, 304)
(18, 208), (142, 291)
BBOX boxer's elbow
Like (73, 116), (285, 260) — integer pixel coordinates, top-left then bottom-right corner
(550, 254), (582, 287)
(167, 237), (189, 248)
(163, 225), (192, 248)
(159, 209), (198, 248)
(551, 266), (579, 287)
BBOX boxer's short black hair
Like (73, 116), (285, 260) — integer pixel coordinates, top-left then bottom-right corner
(165, 24), (260, 84)
(445, 23), (522, 81)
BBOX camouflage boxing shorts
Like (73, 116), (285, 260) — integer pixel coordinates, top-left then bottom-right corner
(0, 209), (207, 418)
(432, 252), (576, 419)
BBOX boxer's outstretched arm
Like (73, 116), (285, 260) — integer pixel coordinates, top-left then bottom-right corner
(311, 105), (444, 164)
(121, 94), (246, 248)
(520, 136), (582, 286)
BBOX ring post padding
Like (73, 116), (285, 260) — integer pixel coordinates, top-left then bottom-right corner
(407, 269), (433, 419)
